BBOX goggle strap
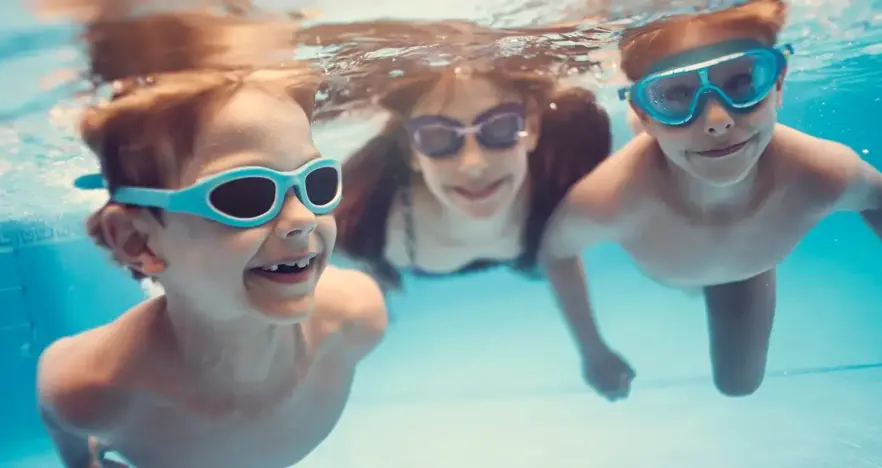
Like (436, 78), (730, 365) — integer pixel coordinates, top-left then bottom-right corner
(74, 173), (107, 190)
(112, 187), (173, 210)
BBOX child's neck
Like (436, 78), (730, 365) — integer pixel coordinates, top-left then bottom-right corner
(159, 293), (299, 395)
(435, 181), (529, 241)
(662, 151), (774, 224)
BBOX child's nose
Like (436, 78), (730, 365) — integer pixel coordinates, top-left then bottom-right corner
(273, 193), (317, 240)
(703, 100), (734, 136)
(457, 137), (490, 177)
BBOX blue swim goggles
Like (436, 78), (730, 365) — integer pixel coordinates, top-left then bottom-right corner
(74, 158), (342, 228)
(618, 39), (794, 127)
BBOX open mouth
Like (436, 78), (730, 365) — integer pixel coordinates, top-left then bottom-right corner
(451, 177), (509, 201)
(249, 254), (318, 285)
(695, 137), (751, 158)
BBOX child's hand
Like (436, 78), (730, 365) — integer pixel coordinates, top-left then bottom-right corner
(581, 346), (635, 402)
(90, 460), (129, 468)
(88, 436), (130, 467)
(101, 461), (130, 468)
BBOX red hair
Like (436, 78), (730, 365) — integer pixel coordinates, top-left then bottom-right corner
(619, 0), (788, 81)
(76, 11), (318, 280)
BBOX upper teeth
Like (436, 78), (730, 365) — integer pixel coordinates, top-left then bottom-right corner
(262, 258), (311, 271)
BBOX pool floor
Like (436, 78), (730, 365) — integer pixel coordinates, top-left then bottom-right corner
(2, 215), (880, 467)
(4, 367), (882, 468)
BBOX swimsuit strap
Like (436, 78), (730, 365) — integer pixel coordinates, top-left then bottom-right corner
(401, 182), (417, 266)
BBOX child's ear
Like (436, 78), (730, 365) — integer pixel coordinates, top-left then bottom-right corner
(100, 205), (167, 276)
(628, 102), (653, 136)
(777, 66), (788, 90)
(775, 67), (787, 106)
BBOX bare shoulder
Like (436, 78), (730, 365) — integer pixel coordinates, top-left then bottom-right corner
(564, 133), (655, 220)
(37, 298), (165, 433)
(774, 124), (867, 205)
(37, 323), (134, 434)
(542, 134), (654, 258)
(309, 265), (388, 361)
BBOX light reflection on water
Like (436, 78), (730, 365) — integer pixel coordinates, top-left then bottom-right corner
(0, 0), (878, 218)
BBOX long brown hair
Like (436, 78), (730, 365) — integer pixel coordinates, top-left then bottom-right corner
(336, 70), (612, 289)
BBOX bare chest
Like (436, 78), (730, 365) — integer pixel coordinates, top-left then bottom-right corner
(106, 375), (353, 468)
(410, 223), (521, 273)
(620, 197), (826, 287)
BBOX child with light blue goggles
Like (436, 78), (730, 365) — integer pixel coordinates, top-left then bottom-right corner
(75, 158), (342, 228)
(618, 38), (794, 127)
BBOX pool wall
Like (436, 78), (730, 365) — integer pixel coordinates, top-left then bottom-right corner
(0, 214), (146, 443)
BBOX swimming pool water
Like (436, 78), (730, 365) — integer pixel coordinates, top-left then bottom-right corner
(0, 1), (880, 467)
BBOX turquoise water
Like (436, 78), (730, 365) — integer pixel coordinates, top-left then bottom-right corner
(1, 1), (881, 467)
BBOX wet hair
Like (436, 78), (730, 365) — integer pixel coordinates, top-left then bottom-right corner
(81, 10), (299, 86)
(74, 12), (319, 279)
(619, 0), (789, 81)
(335, 70), (612, 289)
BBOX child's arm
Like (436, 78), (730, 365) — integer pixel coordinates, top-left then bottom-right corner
(539, 147), (636, 359)
(38, 406), (94, 468)
(37, 338), (130, 468)
(858, 175), (882, 239)
(627, 107), (645, 136)
(852, 162), (882, 238)
(828, 144), (882, 239)
(539, 173), (635, 401)
(540, 206), (610, 358)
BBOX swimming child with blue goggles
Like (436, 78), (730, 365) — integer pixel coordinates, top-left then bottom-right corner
(543, 1), (882, 405)
(618, 38), (793, 127)
(75, 157), (342, 228)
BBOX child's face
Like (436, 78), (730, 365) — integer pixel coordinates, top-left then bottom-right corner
(151, 88), (335, 323)
(635, 26), (785, 187)
(407, 76), (539, 218)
